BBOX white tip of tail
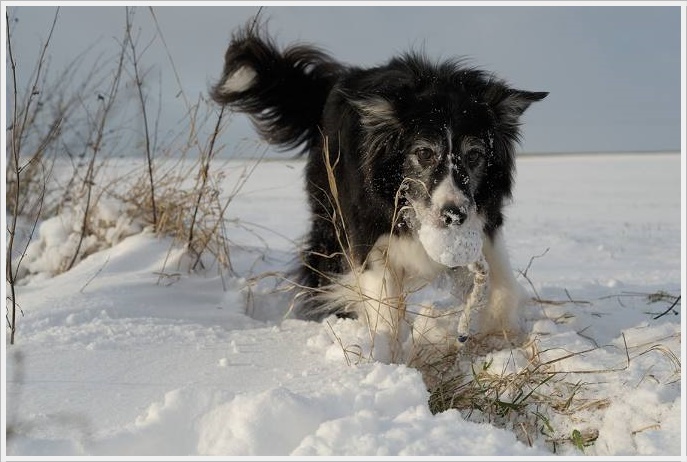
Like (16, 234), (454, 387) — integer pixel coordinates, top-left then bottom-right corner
(220, 65), (257, 94)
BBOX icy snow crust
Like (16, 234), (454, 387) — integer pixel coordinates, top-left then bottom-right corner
(4, 154), (683, 456)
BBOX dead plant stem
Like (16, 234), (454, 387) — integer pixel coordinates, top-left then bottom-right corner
(5, 9), (59, 344)
(126, 7), (157, 229)
(188, 106), (225, 268)
(6, 10), (20, 345)
(66, 22), (127, 271)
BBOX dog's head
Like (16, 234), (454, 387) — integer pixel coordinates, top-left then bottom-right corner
(345, 54), (547, 258)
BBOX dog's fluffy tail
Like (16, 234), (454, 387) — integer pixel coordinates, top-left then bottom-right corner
(211, 26), (344, 152)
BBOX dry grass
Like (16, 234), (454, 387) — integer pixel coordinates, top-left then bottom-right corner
(421, 300), (681, 453)
(114, 144), (240, 279)
(424, 337), (607, 452)
(5, 7), (250, 339)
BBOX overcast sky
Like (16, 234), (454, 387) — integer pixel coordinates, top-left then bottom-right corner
(4, 4), (683, 155)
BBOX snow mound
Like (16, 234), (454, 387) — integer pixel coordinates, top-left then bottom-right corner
(198, 365), (545, 456)
(14, 198), (143, 282)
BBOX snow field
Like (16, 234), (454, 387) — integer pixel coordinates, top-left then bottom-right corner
(4, 153), (683, 456)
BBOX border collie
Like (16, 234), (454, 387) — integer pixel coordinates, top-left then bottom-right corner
(211, 25), (547, 343)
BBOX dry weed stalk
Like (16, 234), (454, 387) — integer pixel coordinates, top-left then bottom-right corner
(65, 21), (128, 272)
(188, 106), (227, 269)
(6, 8), (61, 344)
(125, 6), (157, 229)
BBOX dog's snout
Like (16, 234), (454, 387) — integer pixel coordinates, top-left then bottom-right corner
(440, 205), (467, 227)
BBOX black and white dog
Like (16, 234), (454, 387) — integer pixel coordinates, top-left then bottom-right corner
(212, 25), (547, 341)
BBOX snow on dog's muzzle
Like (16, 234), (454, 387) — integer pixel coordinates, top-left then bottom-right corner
(415, 169), (483, 267)
(418, 210), (483, 268)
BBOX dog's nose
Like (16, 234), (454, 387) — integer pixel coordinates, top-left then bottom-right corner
(440, 205), (467, 227)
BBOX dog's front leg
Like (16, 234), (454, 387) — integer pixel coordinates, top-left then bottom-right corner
(476, 229), (528, 338)
(456, 256), (489, 343)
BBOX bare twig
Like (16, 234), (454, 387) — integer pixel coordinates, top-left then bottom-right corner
(125, 7), (157, 229)
(517, 247), (550, 305)
(6, 10), (22, 345)
(188, 106), (225, 268)
(66, 19), (128, 272)
(79, 255), (111, 293)
(521, 247), (550, 279)
(13, 7), (60, 157)
(5, 8), (60, 344)
(652, 295), (680, 320)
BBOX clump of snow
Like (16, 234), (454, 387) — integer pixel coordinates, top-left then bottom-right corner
(418, 216), (483, 268)
(198, 387), (326, 455)
(14, 198), (143, 283)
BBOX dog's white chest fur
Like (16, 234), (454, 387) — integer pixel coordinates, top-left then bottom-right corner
(318, 230), (524, 343)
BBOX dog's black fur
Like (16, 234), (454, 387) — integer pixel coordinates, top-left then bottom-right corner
(212, 25), (547, 323)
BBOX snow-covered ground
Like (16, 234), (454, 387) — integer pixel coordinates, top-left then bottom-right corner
(3, 153), (683, 457)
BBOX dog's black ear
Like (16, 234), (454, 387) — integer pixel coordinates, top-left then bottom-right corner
(349, 95), (400, 130)
(346, 94), (402, 165)
(503, 89), (548, 116)
(489, 88), (548, 123)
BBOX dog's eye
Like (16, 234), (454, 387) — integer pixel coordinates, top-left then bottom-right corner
(415, 147), (436, 167)
(465, 148), (484, 167)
